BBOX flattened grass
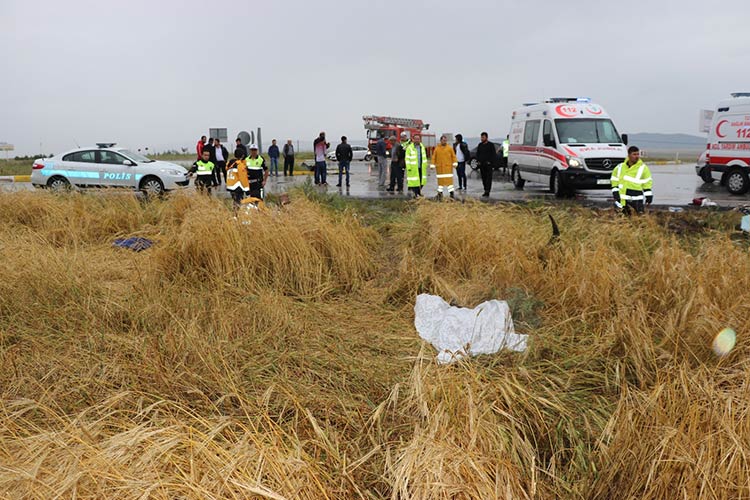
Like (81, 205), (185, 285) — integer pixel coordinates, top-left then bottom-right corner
(0, 191), (748, 498)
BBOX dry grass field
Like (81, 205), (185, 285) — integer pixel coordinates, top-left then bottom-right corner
(0, 189), (749, 499)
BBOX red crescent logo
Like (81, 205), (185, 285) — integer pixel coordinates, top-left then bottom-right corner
(587, 105), (603, 115)
(716, 120), (728, 138)
(555, 105), (577, 118)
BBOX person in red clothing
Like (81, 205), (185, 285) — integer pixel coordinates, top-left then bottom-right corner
(196, 135), (206, 159)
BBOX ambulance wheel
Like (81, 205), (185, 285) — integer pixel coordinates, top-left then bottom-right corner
(726, 168), (749, 195)
(511, 165), (525, 189)
(139, 176), (165, 197)
(364, 154), (372, 162)
(551, 170), (566, 198)
(470, 159), (478, 171)
(47, 176), (70, 192)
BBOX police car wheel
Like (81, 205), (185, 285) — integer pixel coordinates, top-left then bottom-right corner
(726, 168), (749, 195)
(140, 176), (165, 197)
(47, 176), (70, 192)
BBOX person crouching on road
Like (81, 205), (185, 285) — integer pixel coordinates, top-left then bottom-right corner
(190, 149), (215, 195)
(431, 134), (458, 200)
(226, 148), (249, 208)
(405, 134), (429, 198)
(246, 144), (269, 199)
(610, 145), (653, 215)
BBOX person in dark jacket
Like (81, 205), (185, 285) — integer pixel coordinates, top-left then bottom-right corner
(335, 136), (353, 187)
(475, 132), (496, 197)
(387, 131), (408, 192)
(268, 139), (280, 177)
(212, 138), (229, 187)
(282, 139), (295, 176)
(235, 138), (248, 159)
(375, 136), (388, 188)
(454, 133), (471, 190)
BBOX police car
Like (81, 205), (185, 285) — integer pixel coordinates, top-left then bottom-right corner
(31, 143), (190, 195)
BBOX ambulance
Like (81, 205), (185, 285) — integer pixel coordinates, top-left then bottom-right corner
(508, 97), (628, 196)
(704, 93), (750, 194)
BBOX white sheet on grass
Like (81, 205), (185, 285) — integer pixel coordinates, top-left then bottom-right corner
(414, 294), (528, 364)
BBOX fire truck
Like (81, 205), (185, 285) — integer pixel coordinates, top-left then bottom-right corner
(362, 115), (436, 156)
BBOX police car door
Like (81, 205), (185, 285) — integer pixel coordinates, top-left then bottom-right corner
(97, 150), (135, 188)
(61, 150), (98, 186)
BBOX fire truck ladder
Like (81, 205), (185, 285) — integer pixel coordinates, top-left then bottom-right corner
(362, 115), (427, 130)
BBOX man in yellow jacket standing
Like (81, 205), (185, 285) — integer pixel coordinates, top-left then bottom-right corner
(430, 135), (458, 200)
(405, 134), (429, 198)
(610, 146), (653, 214)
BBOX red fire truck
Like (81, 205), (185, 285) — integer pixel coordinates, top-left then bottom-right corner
(362, 115), (436, 156)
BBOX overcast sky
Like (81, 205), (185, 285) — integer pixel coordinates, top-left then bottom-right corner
(3, 0), (749, 155)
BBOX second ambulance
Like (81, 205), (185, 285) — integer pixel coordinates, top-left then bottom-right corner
(703, 92), (750, 194)
(508, 97), (628, 196)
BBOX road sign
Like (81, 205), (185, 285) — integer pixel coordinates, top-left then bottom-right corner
(0, 143), (14, 152)
(209, 128), (228, 143)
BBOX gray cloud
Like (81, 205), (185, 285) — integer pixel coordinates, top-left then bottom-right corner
(2, 0), (749, 155)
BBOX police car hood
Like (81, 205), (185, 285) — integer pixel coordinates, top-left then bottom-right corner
(148, 160), (188, 172)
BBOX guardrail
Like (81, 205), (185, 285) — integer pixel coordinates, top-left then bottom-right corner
(0, 175), (31, 183)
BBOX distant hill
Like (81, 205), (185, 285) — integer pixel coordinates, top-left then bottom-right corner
(629, 133), (705, 151)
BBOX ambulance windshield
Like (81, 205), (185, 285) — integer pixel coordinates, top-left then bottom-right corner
(555, 119), (621, 144)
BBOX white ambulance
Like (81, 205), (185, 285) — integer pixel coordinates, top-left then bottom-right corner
(704, 93), (750, 194)
(508, 98), (628, 196)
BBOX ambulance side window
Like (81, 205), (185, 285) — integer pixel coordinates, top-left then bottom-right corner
(543, 120), (555, 147)
(523, 120), (540, 146)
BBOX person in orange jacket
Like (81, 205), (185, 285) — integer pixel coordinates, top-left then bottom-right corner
(430, 134), (458, 200)
(225, 148), (250, 208)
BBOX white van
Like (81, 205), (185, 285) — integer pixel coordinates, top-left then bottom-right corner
(508, 98), (628, 196)
(704, 93), (750, 194)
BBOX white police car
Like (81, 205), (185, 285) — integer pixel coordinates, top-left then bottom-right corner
(31, 143), (189, 195)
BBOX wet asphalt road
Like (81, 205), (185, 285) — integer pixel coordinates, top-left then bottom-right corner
(4, 161), (747, 209)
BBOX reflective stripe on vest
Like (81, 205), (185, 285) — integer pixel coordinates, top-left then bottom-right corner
(196, 160), (214, 175)
(247, 157), (264, 170)
(610, 160), (652, 206)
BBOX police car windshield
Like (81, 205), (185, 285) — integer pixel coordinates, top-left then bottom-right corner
(555, 119), (621, 144)
(119, 149), (154, 163)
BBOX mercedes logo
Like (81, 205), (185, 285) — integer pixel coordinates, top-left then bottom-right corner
(602, 159), (612, 168)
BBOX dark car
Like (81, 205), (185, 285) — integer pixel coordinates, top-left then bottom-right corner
(469, 143), (504, 171)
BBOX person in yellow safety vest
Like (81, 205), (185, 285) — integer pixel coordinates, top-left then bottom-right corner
(430, 134), (458, 200)
(405, 134), (429, 198)
(189, 149), (215, 194)
(246, 144), (269, 200)
(610, 145), (653, 214)
(225, 148), (250, 207)
(501, 135), (510, 175)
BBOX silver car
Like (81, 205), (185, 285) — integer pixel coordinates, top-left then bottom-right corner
(31, 144), (189, 195)
(326, 145), (373, 161)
